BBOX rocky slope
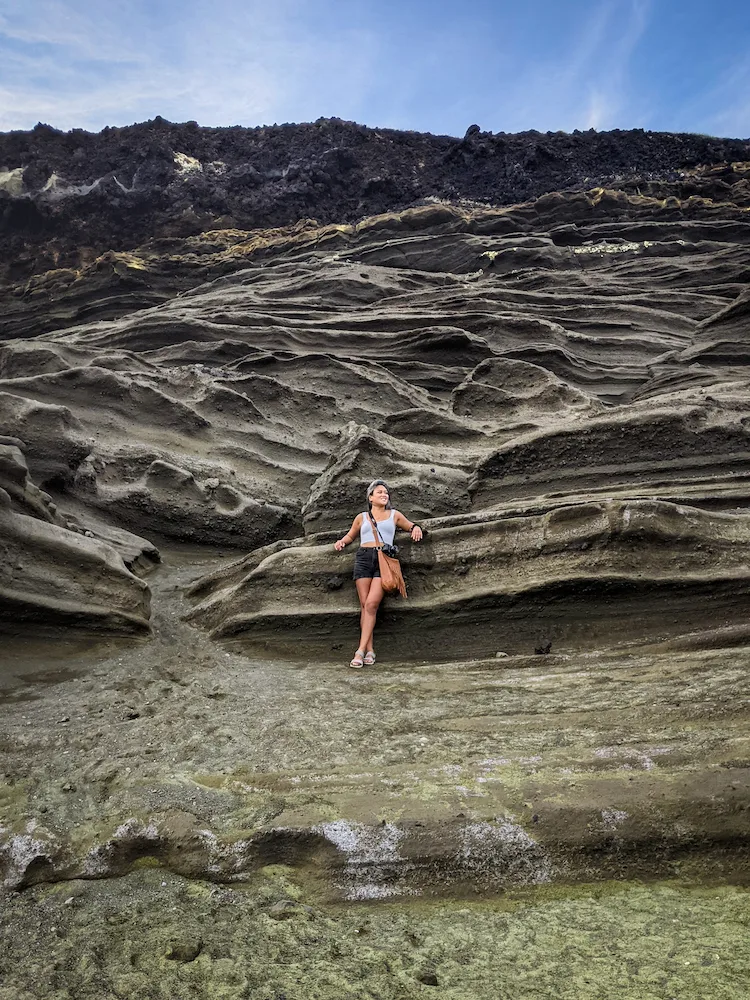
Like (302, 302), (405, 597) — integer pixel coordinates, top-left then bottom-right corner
(1, 123), (750, 995)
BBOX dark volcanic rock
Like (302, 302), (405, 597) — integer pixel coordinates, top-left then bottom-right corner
(1, 119), (748, 283)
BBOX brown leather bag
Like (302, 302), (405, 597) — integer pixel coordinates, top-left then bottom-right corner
(368, 514), (407, 598)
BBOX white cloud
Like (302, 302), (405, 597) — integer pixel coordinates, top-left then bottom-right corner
(585, 0), (650, 128)
(4, 0), (739, 141)
(476, 0), (651, 134)
(0, 0), (378, 132)
(585, 90), (613, 131)
(683, 55), (750, 138)
(0, 1), (147, 63)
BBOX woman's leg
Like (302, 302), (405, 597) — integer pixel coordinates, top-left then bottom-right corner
(356, 578), (371, 649)
(358, 578), (384, 654)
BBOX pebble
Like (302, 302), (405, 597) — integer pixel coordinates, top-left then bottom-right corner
(268, 899), (314, 920)
(165, 935), (203, 962)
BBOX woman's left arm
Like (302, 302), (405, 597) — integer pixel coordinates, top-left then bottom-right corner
(394, 510), (423, 542)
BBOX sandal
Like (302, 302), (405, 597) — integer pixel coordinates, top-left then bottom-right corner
(364, 650), (376, 666)
(349, 649), (365, 669)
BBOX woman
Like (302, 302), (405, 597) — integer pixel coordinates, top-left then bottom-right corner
(334, 479), (423, 668)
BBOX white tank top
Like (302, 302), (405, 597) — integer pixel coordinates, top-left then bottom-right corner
(360, 510), (396, 545)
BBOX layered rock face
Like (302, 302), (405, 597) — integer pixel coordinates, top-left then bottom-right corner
(2, 155), (750, 647)
(1, 127), (750, 950)
(186, 500), (750, 659)
(0, 436), (153, 633)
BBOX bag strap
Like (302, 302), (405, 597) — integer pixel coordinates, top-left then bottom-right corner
(367, 512), (384, 547)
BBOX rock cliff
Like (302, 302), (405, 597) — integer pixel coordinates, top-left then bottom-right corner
(2, 118), (748, 280)
(0, 435), (153, 633)
(2, 154), (750, 647)
(1, 125), (749, 989)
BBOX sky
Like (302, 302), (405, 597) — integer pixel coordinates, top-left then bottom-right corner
(1, 0), (749, 137)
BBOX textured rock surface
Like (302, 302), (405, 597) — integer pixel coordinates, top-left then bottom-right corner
(0, 438), (154, 634)
(2, 123), (750, 995)
(185, 500), (750, 656)
(2, 119), (748, 285)
(1, 551), (748, 901)
(3, 171), (750, 636)
(2, 871), (748, 1000)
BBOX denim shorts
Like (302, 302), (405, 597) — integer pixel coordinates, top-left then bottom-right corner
(353, 547), (381, 580)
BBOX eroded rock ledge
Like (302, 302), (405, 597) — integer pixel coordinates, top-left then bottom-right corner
(184, 500), (750, 657)
(3, 770), (747, 898)
(0, 436), (154, 634)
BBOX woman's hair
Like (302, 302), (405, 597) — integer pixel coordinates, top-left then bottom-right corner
(366, 479), (392, 510)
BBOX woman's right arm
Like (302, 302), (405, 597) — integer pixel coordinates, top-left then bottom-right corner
(334, 514), (362, 551)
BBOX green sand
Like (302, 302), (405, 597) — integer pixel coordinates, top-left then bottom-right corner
(2, 871), (748, 999)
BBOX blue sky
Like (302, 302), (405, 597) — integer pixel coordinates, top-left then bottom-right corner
(1, 0), (749, 137)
